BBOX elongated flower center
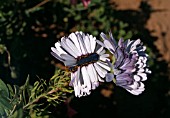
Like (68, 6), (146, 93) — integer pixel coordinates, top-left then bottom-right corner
(77, 53), (99, 66)
(68, 53), (99, 72)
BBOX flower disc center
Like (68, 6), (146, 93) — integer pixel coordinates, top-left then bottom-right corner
(68, 53), (99, 72)
(77, 53), (99, 66)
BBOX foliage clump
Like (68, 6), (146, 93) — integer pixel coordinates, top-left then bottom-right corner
(0, 70), (73, 117)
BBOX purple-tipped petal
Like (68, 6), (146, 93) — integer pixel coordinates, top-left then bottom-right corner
(100, 32), (151, 95)
(106, 73), (114, 82)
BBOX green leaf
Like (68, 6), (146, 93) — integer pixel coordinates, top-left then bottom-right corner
(0, 45), (7, 54)
(74, 15), (81, 21)
(0, 104), (8, 117)
(119, 30), (126, 36)
(0, 79), (9, 97)
(9, 108), (23, 118)
(92, 0), (102, 3)
(7, 84), (14, 98)
(0, 95), (12, 110)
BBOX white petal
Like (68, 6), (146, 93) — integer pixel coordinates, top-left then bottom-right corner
(104, 40), (115, 51)
(72, 69), (81, 97)
(97, 61), (110, 71)
(134, 75), (141, 81)
(70, 73), (74, 86)
(66, 38), (81, 56)
(127, 82), (145, 95)
(76, 31), (83, 35)
(60, 39), (78, 57)
(77, 33), (88, 55)
(81, 66), (91, 90)
(51, 47), (60, 55)
(109, 31), (118, 47)
(127, 89), (143, 95)
(91, 82), (99, 90)
(84, 35), (92, 53)
(94, 63), (106, 78)
(129, 81), (138, 89)
(63, 60), (76, 66)
(74, 83), (82, 97)
(130, 39), (141, 52)
(54, 42), (67, 54)
(138, 68), (145, 73)
(86, 64), (96, 83)
(79, 33), (88, 53)
(137, 73), (147, 81)
(136, 61), (145, 68)
(51, 52), (64, 62)
(70, 71), (77, 86)
(146, 68), (151, 73)
(78, 67), (84, 85)
(98, 49), (106, 55)
(96, 39), (105, 48)
(69, 33), (82, 54)
(97, 75), (104, 82)
(126, 39), (132, 47)
(139, 82), (145, 89)
(91, 63), (104, 82)
(96, 46), (103, 54)
(99, 54), (110, 61)
(60, 54), (76, 61)
(90, 64), (98, 82)
(89, 35), (96, 52)
(100, 54), (109, 58)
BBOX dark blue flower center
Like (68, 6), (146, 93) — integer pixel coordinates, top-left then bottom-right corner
(77, 53), (99, 66)
(68, 53), (99, 72)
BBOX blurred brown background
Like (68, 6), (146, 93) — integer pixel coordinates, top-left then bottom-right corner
(112, 0), (170, 69)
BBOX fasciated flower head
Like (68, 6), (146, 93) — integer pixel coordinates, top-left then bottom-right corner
(98, 32), (151, 95)
(51, 31), (110, 97)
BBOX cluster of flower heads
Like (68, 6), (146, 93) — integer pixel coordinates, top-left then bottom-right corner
(51, 31), (151, 97)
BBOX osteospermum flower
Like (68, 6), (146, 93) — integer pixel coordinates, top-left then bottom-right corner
(51, 31), (110, 97)
(98, 32), (151, 95)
